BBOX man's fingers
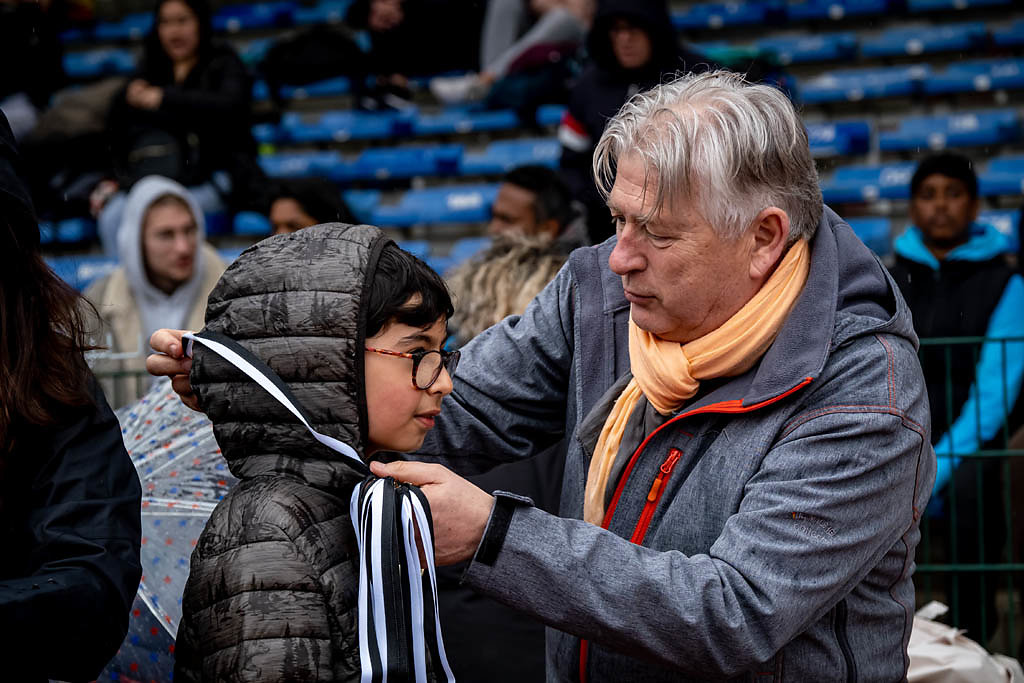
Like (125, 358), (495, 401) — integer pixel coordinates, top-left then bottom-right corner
(146, 352), (191, 378)
(149, 328), (190, 357)
(370, 460), (445, 486)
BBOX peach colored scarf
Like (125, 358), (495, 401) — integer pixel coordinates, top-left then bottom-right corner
(583, 239), (811, 525)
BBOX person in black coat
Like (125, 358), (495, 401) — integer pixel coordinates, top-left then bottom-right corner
(0, 111), (143, 682)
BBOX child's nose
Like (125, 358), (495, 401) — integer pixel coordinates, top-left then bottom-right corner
(430, 366), (454, 395)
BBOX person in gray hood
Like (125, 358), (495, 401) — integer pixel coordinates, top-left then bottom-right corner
(151, 71), (936, 681)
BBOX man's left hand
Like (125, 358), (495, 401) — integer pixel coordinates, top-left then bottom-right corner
(369, 461), (494, 566)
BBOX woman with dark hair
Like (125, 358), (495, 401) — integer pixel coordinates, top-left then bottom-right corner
(97, 0), (266, 257)
(0, 112), (143, 681)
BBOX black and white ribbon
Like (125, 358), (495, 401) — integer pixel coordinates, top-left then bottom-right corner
(184, 332), (455, 683)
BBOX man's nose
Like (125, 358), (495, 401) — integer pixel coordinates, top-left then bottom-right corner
(608, 228), (644, 275)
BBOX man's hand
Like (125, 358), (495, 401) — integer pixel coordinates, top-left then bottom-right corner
(126, 79), (164, 110)
(146, 328), (199, 411)
(369, 461), (495, 566)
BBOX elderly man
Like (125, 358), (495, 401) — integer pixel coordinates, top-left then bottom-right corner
(149, 71), (934, 681)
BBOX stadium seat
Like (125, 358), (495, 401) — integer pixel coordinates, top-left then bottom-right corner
(213, 1), (296, 32)
(979, 157), (1024, 197)
(240, 38), (275, 66)
(259, 150), (346, 179)
(845, 217), (891, 255)
(294, 0), (353, 25)
(448, 236), (492, 265)
(879, 110), (1020, 152)
(233, 211), (272, 236)
(38, 217), (97, 245)
(536, 105), (567, 128)
(342, 189), (382, 223)
(993, 20), (1024, 48)
(671, 2), (783, 30)
(396, 240), (431, 260)
(348, 144), (463, 181)
(281, 77), (352, 100)
(460, 138), (561, 175)
(978, 209), (1021, 253)
(820, 162), (916, 203)
(755, 33), (858, 65)
(44, 254), (117, 292)
(785, 0), (889, 22)
(806, 121), (871, 157)
(94, 12), (153, 41)
(64, 48), (137, 80)
(860, 22), (987, 58)
(371, 184), (499, 227)
(907, 0), (1010, 11)
(283, 110), (405, 143)
(797, 65), (928, 104)
(924, 59), (1024, 95)
(413, 109), (520, 136)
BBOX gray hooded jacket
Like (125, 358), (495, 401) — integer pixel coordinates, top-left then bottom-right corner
(175, 224), (389, 682)
(417, 208), (936, 682)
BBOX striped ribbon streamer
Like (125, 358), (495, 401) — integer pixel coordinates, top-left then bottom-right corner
(184, 332), (456, 683)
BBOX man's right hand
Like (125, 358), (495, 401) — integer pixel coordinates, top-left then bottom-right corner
(147, 329), (200, 411)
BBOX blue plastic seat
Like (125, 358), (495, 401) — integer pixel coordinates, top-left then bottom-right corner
(372, 184), (500, 227)
(993, 20), (1024, 48)
(536, 105), (567, 128)
(413, 109), (520, 137)
(756, 33), (858, 65)
(396, 240), (431, 260)
(213, 1), (296, 32)
(283, 110), (403, 143)
(45, 254), (117, 291)
(797, 65), (928, 104)
(907, 0), (1010, 11)
(342, 190), (382, 223)
(785, 0), (889, 22)
(820, 162), (916, 203)
(925, 59), (1024, 95)
(281, 76), (352, 100)
(347, 145), (462, 181)
(806, 121), (871, 157)
(979, 157), (1024, 197)
(671, 2), (782, 30)
(461, 138), (561, 175)
(879, 110), (1020, 152)
(95, 13), (153, 41)
(294, 0), (353, 24)
(240, 38), (275, 66)
(860, 22), (987, 58)
(64, 48), (138, 79)
(845, 217), (891, 255)
(978, 209), (1021, 253)
(448, 236), (492, 265)
(233, 211), (272, 237)
(38, 217), (97, 245)
(259, 150), (346, 178)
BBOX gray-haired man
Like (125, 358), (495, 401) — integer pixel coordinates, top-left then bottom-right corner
(150, 71), (935, 681)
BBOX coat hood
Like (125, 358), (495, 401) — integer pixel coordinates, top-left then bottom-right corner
(893, 221), (1012, 270)
(587, 0), (680, 76)
(190, 223), (391, 489)
(116, 175), (209, 344)
(0, 111), (38, 254)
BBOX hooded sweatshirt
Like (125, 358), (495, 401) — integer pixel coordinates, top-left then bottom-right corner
(175, 223), (412, 682)
(889, 222), (1024, 493)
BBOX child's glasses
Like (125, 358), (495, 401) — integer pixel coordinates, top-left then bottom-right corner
(365, 346), (461, 390)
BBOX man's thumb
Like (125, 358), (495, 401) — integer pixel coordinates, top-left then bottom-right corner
(370, 459), (432, 485)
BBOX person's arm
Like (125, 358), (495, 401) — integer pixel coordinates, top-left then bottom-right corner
(0, 378), (142, 680)
(932, 273), (1024, 492)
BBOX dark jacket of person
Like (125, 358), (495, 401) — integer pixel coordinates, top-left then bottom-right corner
(175, 225), (396, 681)
(0, 114), (142, 683)
(0, 1), (64, 109)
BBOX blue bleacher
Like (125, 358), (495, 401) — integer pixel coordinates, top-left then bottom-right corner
(38, 218), (98, 245)
(993, 20), (1024, 48)
(756, 33), (858, 65)
(64, 48), (137, 80)
(45, 254), (117, 292)
(821, 162), (916, 203)
(860, 22), (987, 58)
(845, 217), (891, 255)
(536, 105), (566, 128)
(281, 77), (352, 100)
(460, 138), (561, 175)
(293, 0), (353, 25)
(413, 109), (520, 137)
(978, 209), (1021, 253)
(259, 150), (345, 179)
(342, 190), (382, 223)
(879, 110), (1020, 152)
(979, 157), (1024, 197)
(282, 110), (405, 143)
(797, 65), (928, 104)
(233, 211), (272, 236)
(672, 2), (783, 30)
(348, 145), (462, 181)
(213, 1), (296, 32)
(372, 184), (499, 227)
(396, 240), (431, 260)
(806, 121), (871, 157)
(907, 0), (1010, 11)
(785, 0), (889, 22)
(925, 59), (1024, 95)
(240, 38), (275, 66)
(94, 12), (153, 41)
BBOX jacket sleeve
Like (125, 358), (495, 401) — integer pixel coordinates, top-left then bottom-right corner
(462, 337), (935, 678)
(159, 53), (252, 125)
(932, 273), (1024, 492)
(414, 262), (576, 474)
(0, 379), (143, 681)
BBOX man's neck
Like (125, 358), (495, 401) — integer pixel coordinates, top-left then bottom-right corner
(148, 272), (183, 296)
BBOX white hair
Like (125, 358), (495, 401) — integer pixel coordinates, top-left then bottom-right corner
(593, 70), (823, 243)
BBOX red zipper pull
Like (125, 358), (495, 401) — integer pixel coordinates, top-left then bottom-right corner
(646, 448), (683, 502)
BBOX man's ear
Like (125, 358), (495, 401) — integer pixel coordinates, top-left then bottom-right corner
(749, 207), (789, 281)
(540, 218), (561, 240)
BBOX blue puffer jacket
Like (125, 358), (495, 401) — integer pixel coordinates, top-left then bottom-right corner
(417, 207), (935, 682)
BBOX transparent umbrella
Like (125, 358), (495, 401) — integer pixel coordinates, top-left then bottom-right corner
(98, 380), (236, 682)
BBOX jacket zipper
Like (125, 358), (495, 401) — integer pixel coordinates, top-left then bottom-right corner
(835, 599), (858, 683)
(630, 448), (683, 545)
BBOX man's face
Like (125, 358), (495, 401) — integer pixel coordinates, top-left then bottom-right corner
(143, 202), (198, 293)
(368, 0), (403, 31)
(607, 154), (755, 343)
(270, 197), (318, 235)
(909, 173), (978, 252)
(609, 19), (653, 70)
(488, 183), (544, 237)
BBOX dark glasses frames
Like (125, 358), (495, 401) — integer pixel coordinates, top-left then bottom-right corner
(365, 346), (461, 390)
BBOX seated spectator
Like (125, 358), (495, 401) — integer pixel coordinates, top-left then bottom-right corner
(559, 0), (710, 243)
(0, 0), (64, 141)
(97, 0), (265, 257)
(0, 111), (142, 682)
(268, 177), (357, 235)
(85, 176), (226, 406)
(488, 164), (586, 249)
(888, 152), (1024, 644)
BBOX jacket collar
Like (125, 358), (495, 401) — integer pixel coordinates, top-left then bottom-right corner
(893, 222), (1011, 270)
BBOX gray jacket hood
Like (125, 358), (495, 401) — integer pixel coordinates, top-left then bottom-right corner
(116, 175), (209, 343)
(190, 223), (391, 489)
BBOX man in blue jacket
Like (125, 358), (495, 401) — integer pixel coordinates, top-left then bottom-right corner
(888, 152), (1024, 646)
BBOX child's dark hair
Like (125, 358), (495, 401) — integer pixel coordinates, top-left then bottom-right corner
(365, 243), (453, 338)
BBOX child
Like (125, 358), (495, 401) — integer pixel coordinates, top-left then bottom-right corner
(174, 223), (457, 681)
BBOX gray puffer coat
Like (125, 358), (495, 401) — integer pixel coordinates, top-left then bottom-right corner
(175, 224), (388, 682)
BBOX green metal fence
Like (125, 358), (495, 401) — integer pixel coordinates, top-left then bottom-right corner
(914, 336), (1024, 658)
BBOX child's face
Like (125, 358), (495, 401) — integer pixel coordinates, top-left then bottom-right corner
(364, 316), (452, 455)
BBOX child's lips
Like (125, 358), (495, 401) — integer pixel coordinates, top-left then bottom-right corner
(415, 411), (440, 429)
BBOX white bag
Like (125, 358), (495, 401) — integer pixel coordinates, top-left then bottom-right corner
(909, 602), (1023, 682)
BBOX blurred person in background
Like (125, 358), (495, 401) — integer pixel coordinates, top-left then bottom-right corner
(97, 0), (266, 257)
(268, 177), (357, 235)
(85, 176), (225, 406)
(888, 152), (1024, 645)
(0, 0), (64, 141)
(488, 164), (587, 250)
(0, 111), (142, 682)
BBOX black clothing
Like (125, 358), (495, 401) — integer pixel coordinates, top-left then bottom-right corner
(0, 2), (64, 109)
